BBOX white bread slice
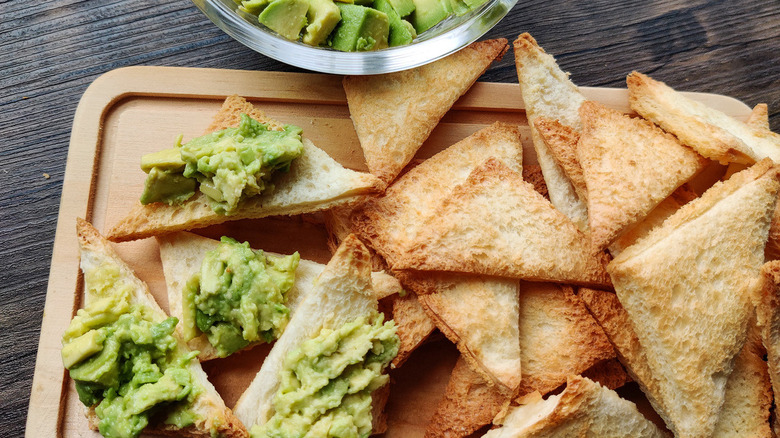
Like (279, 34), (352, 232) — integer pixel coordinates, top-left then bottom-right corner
(607, 160), (779, 438)
(513, 33), (588, 231)
(157, 231), (401, 360)
(74, 219), (247, 438)
(394, 158), (611, 287)
(483, 376), (668, 438)
(107, 96), (383, 242)
(580, 288), (773, 438)
(627, 72), (780, 164)
(343, 38), (508, 185)
(413, 274), (522, 394)
(578, 101), (707, 249)
(232, 234), (381, 431)
(352, 121), (523, 267)
(757, 260), (780, 435)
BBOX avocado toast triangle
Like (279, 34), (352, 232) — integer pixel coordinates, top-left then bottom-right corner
(107, 95), (383, 242)
(343, 38), (509, 185)
(232, 234), (399, 436)
(157, 231), (403, 361)
(67, 219), (248, 438)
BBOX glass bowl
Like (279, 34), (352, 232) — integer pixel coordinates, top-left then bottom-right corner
(191, 0), (518, 75)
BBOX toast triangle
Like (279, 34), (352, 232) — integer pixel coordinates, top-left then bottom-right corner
(483, 376), (667, 438)
(513, 33), (588, 230)
(394, 158), (611, 287)
(107, 96), (383, 242)
(352, 121), (523, 267)
(627, 72), (780, 164)
(578, 101), (707, 249)
(534, 117), (587, 203)
(581, 287), (773, 437)
(232, 234), (380, 431)
(607, 160), (779, 437)
(74, 219), (247, 438)
(343, 38), (508, 185)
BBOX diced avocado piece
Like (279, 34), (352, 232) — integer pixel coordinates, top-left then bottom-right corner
(387, 0), (415, 17)
(240, 0), (272, 15)
(62, 329), (105, 369)
(374, 0), (416, 46)
(462, 0), (487, 8)
(69, 336), (121, 387)
(140, 148), (185, 173)
(139, 167), (197, 205)
(410, 0), (450, 33)
(302, 0), (342, 46)
(446, 0), (470, 16)
(330, 4), (389, 52)
(258, 0), (309, 41)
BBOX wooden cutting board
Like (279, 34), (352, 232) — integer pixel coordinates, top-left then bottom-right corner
(25, 65), (752, 437)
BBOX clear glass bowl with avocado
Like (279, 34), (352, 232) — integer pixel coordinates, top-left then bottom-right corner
(190, 0), (517, 74)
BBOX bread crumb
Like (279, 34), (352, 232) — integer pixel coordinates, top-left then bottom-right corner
(43, 173), (50, 179)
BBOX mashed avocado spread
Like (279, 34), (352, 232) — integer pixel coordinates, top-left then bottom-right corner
(182, 237), (300, 358)
(61, 263), (201, 438)
(140, 113), (304, 214)
(251, 314), (399, 438)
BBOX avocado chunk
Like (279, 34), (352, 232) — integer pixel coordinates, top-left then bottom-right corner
(446, 0), (470, 15)
(409, 0), (450, 33)
(140, 148), (185, 173)
(374, 0), (416, 46)
(387, 0), (415, 17)
(330, 4), (389, 52)
(240, 0), (272, 15)
(258, 0), (309, 40)
(302, 0), (342, 46)
(62, 329), (105, 369)
(140, 167), (197, 205)
(462, 0), (487, 8)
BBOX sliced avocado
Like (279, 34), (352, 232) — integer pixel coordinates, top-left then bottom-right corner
(387, 0), (415, 17)
(302, 0), (341, 46)
(462, 0), (487, 8)
(258, 0), (309, 41)
(446, 0), (470, 16)
(62, 329), (105, 369)
(139, 167), (197, 205)
(240, 0), (272, 15)
(330, 4), (389, 52)
(140, 148), (185, 173)
(374, 0), (416, 46)
(409, 0), (450, 33)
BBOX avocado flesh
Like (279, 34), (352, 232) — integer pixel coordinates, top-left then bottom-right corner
(140, 148), (185, 173)
(240, 0), (272, 14)
(410, 0), (450, 33)
(330, 4), (389, 52)
(62, 329), (105, 369)
(374, 0), (415, 46)
(387, 0), (415, 16)
(302, 0), (342, 46)
(259, 0), (309, 40)
(447, 0), (470, 15)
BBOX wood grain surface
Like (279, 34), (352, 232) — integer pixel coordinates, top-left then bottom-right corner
(1, 1), (778, 437)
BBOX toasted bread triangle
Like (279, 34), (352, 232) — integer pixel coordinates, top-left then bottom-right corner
(578, 101), (708, 249)
(107, 96), (383, 242)
(607, 160), (779, 437)
(74, 219), (247, 438)
(581, 287), (773, 437)
(389, 293), (436, 369)
(758, 260), (780, 435)
(343, 38), (508, 185)
(394, 158), (611, 287)
(233, 234), (378, 431)
(627, 72), (780, 164)
(513, 33), (588, 230)
(351, 121), (523, 267)
(410, 274), (522, 394)
(484, 376), (667, 438)
(747, 103), (771, 132)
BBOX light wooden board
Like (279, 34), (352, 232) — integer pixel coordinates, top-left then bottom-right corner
(26, 65), (752, 437)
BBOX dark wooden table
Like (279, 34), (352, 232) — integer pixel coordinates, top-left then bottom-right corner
(2, 0), (778, 436)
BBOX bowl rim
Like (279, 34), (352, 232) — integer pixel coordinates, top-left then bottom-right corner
(191, 0), (518, 75)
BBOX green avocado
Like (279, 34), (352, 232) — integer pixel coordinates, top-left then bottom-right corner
(182, 237), (300, 358)
(373, 0), (416, 46)
(258, 0), (310, 40)
(386, 0), (415, 17)
(302, 0), (342, 46)
(240, 0), (273, 15)
(251, 314), (399, 438)
(409, 0), (450, 33)
(61, 263), (201, 438)
(140, 113), (304, 214)
(330, 4), (389, 52)
(446, 0), (470, 15)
